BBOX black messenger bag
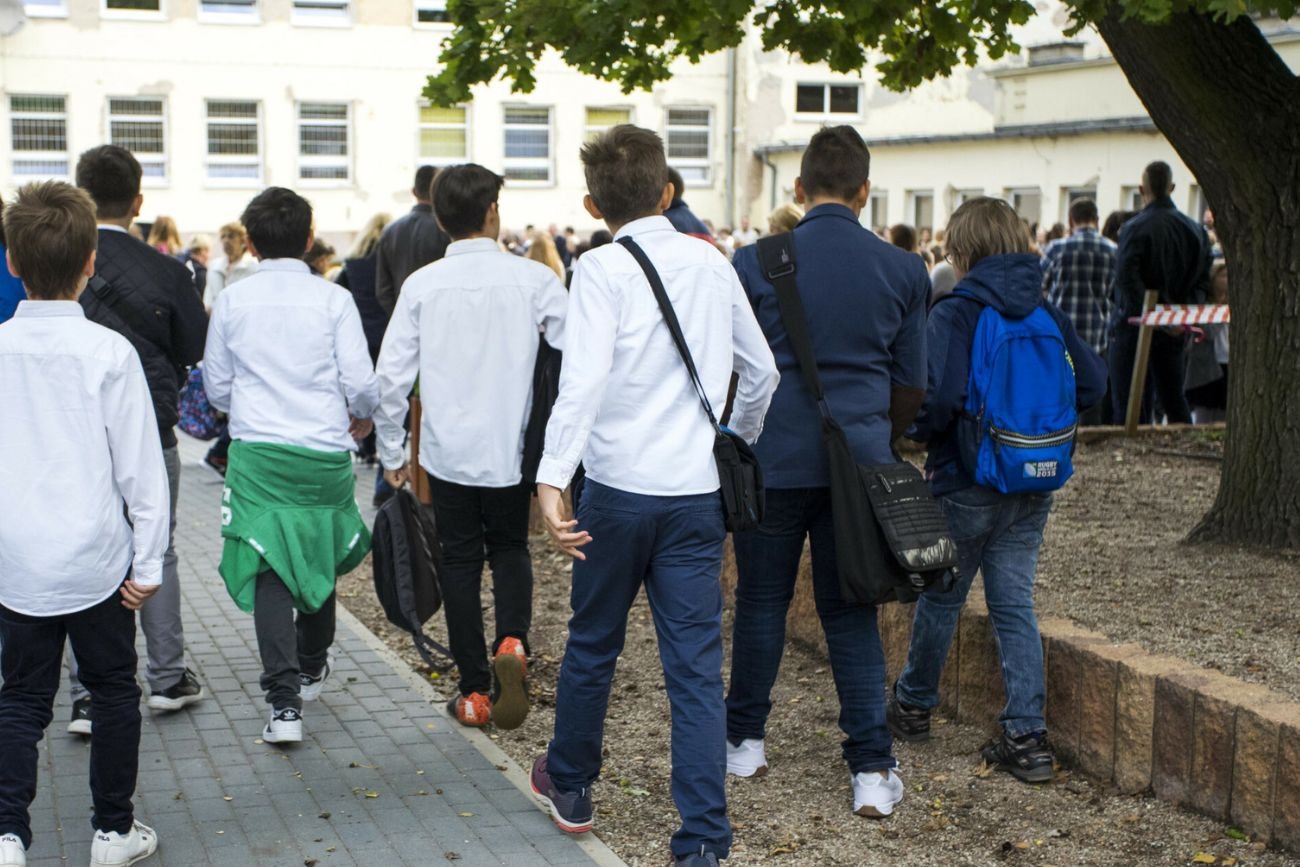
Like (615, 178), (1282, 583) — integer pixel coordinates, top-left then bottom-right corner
(618, 237), (764, 532)
(756, 234), (956, 604)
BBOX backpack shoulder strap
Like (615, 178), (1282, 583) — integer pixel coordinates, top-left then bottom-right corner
(756, 233), (834, 423)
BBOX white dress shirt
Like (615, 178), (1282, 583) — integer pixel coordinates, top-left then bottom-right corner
(375, 237), (568, 487)
(204, 259), (379, 453)
(203, 250), (259, 308)
(0, 301), (170, 616)
(536, 216), (779, 496)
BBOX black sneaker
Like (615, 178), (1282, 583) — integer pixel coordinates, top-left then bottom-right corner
(147, 668), (206, 712)
(886, 684), (931, 742)
(68, 697), (92, 736)
(529, 755), (592, 833)
(981, 730), (1055, 783)
(675, 850), (721, 866)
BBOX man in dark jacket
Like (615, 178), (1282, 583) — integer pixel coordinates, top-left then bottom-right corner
(894, 197), (1106, 785)
(68, 145), (209, 734)
(727, 125), (927, 819)
(374, 165), (451, 314)
(1108, 161), (1212, 424)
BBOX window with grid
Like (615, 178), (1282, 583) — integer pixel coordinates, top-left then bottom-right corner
(417, 104), (467, 164)
(298, 102), (350, 182)
(104, 0), (161, 12)
(108, 97), (166, 181)
(413, 0), (447, 24)
(584, 107), (630, 142)
(665, 107), (711, 185)
(9, 95), (69, 179)
(23, 0), (67, 18)
(292, 0), (348, 24)
(795, 83), (862, 117)
(205, 100), (261, 183)
(502, 106), (552, 184)
(200, 0), (256, 19)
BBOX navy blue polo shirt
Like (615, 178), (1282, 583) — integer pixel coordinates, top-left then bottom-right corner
(732, 204), (929, 488)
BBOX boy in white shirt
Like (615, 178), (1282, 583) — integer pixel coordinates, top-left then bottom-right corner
(376, 164), (567, 731)
(528, 126), (779, 866)
(0, 181), (168, 867)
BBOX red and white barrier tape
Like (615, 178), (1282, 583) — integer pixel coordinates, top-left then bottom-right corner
(1128, 304), (1231, 326)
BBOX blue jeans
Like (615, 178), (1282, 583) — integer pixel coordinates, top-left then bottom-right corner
(896, 486), (1053, 738)
(547, 481), (731, 859)
(726, 487), (896, 775)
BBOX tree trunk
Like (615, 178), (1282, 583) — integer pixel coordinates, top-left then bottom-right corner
(1096, 9), (1300, 549)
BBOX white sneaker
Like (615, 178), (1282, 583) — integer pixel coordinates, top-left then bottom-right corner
(852, 769), (905, 817)
(262, 707), (303, 744)
(725, 738), (768, 778)
(298, 655), (332, 702)
(0, 832), (25, 867)
(89, 821), (157, 867)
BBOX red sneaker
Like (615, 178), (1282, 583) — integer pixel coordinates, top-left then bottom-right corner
(447, 692), (491, 728)
(492, 637), (529, 731)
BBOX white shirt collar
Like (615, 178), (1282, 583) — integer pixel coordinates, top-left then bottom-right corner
(256, 258), (309, 274)
(445, 238), (501, 257)
(14, 299), (86, 317)
(97, 223), (129, 234)
(614, 215), (674, 240)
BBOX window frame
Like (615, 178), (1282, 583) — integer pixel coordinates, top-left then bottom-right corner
(296, 101), (353, 187)
(664, 106), (713, 188)
(100, 0), (165, 20)
(198, 0), (259, 24)
(583, 106), (633, 143)
(1060, 186), (1097, 223)
(794, 82), (864, 120)
(8, 94), (71, 181)
(416, 102), (469, 167)
(203, 99), (263, 188)
(22, 0), (68, 19)
(501, 105), (554, 187)
(290, 0), (350, 27)
(867, 190), (888, 231)
(412, 0), (450, 27)
(1005, 186), (1043, 225)
(107, 96), (168, 186)
(906, 189), (935, 232)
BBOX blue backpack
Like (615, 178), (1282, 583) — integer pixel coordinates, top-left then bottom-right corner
(959, 292), (1078, 494)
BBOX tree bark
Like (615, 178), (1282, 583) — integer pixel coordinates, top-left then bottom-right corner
(1096, 8), (1300, 549)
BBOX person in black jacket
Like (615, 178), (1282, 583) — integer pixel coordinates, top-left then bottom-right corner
(67, 145), (210, 735)
(1108, 161), (1212, 424)
(374, 165), (451, 314)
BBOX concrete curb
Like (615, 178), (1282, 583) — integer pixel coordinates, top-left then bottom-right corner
(334, 603), (629, 867)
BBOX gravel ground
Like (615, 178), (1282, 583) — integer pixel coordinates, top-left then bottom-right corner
(338, 432), (1300, 866)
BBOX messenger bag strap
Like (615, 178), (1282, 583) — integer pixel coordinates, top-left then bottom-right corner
(757, 234), (833, 423)
(617, 236), (720, 430)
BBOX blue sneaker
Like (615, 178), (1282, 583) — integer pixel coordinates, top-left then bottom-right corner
(529, 755), (593, 833)
(675, 849), (720, 866)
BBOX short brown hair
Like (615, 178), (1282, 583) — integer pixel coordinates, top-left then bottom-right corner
(944, 196), (1033, 274)
(800, 125), (870, 202)
(2, 181), (98, 300)
(580, 125), (669, 225)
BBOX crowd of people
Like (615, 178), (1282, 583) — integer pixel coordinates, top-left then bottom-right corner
(0, 122), (1218, 867)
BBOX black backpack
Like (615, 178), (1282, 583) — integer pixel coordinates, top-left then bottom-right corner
(371, 489), (452, 667)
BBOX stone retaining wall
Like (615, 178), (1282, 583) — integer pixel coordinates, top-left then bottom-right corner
(719, 541), (1300, 853)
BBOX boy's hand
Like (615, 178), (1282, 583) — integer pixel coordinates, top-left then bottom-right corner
(120, 580), (160, 610)
(538, 483), (591, 560)
(349, 416), (373, 442)
(385, 463), (409, 489)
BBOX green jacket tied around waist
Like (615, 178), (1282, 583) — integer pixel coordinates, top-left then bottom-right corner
(219, 440), (371, 614)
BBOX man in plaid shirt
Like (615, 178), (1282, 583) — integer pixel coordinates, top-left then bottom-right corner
(1041, 198), (1115, 424)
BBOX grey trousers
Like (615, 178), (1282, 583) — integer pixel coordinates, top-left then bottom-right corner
(70, 445), (184, 699)
(254, 571), (335, 712)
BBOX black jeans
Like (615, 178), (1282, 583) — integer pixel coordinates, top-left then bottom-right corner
(254, 572), (335, 712)
(427, 475), (533, 696)
(1109, 326), (1192, 424)
(0, 589), (140, 848)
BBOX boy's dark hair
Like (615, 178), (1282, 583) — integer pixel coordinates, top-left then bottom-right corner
(581, 125), (669, 226)
(431, 164), (504, 239)
(414, 165), (437, 200)
(1143, 161), (1173, 198)
(241, 187), (313, 260)
(1068, 198), (1099, 226)
(75, 145), (143, 219)
(2, 181), (98, 299)
(800, 125), (871, 202)
(889, 223), (917, 253)
(667, 168), (687, 204)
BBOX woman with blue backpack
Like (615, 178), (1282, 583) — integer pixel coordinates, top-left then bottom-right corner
(888, 197), (1107, 782)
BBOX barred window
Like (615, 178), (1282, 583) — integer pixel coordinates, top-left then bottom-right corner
(200, 0), (256, 18)
(205, 100), (261, 183)
(109, 97), (166, 181)
(104, 0), (161, 11)
(502, 106), (552, 184)
(417, 104), (467, 163)
(298, 102), (350, 182)
(10, 95), (69, 180)
(665, 107), (711, 185)
(584, 107), (630, 142)
(292, 0), (348, 24)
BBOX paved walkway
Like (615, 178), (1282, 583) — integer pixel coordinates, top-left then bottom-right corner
(19, 436), (622, 867)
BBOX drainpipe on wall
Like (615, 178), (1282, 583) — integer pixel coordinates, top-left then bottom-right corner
(724, 47), (737, 230)
(761, 149), (779, 212)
